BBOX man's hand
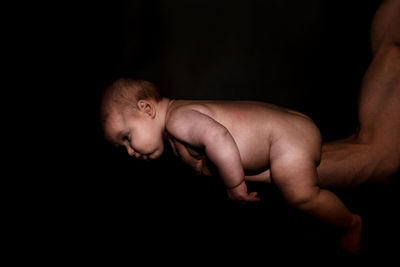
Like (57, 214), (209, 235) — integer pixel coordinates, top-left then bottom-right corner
(226, 181), (260, 203)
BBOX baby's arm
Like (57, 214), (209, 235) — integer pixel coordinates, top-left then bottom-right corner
(166, 108), (259, 203)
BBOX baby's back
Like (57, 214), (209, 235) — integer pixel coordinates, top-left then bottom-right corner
(168, 100), (319, 173)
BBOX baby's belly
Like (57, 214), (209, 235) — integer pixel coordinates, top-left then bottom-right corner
(238, 144), (270, 173)
(198, 156), (268, 177)
(185, 151), (267, 177)
(228, 127), (271, 173)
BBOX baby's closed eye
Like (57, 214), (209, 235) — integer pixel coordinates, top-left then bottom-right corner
(122, 133), (131, 142)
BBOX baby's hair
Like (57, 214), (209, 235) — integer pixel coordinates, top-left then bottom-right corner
(100, 78), (162, 123)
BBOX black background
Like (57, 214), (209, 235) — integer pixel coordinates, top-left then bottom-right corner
(29, 0), (400, 261)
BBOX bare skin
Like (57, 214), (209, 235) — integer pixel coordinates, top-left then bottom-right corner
(317, 0), (400, 188)
(103, 97), (360, 254)
(99, 2), (400, 255)
(238, 1), (399, 253)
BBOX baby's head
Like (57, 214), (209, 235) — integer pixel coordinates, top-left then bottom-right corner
(100, 78), (167, 160)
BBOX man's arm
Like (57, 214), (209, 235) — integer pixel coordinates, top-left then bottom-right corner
(317, 0), (400, 187)
(370, 0), (400, 54)
(166, 108), (259, 202)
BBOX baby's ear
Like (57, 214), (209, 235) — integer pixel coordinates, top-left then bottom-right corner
(138, 100), (156, 118)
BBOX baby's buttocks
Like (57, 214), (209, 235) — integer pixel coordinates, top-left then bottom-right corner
(206, 101), (315, 173)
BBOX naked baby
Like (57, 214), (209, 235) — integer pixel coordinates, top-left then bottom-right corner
(100, 78), (362, 254)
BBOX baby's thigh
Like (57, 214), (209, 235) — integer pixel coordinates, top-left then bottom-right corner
(269, 129), (321, 191)
(270, 152), (320, 205)
(271, 124), (321, 166)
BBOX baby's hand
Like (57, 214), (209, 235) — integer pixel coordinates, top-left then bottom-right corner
(226, 181), (260, 203)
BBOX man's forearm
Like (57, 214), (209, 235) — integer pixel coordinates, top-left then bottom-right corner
(317, 140), (382, 187)
(318, 1), (400, 188)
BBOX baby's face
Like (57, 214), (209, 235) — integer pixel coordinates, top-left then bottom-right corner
(103, 106), (165, 160)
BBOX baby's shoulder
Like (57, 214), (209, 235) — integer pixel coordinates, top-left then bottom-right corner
(165, 101), (211, 130)
(165, 101), (221, 142)
(167, 100), (213, 120)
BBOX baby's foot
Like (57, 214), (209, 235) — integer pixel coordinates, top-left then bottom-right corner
(339, 214), (362, 254)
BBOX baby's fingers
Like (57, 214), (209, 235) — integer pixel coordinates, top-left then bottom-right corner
(247, 192), (260, 202)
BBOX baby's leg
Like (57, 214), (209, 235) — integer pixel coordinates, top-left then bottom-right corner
(270, 154), (362, 254)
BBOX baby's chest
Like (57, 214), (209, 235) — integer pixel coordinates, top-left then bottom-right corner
(167, 135), (204, 160)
